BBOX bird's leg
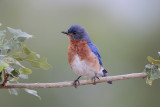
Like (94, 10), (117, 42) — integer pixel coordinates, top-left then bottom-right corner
(73, 76), (81, 88)
(92, 73), (100, 85)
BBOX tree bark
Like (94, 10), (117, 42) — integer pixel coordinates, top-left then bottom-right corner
(0, 72), (147, 89)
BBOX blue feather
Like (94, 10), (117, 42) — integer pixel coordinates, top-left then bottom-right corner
(87, 42), (103, 66)
(87, 42), (110, 78)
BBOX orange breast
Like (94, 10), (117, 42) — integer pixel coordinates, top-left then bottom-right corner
(68, 38), (100, 72)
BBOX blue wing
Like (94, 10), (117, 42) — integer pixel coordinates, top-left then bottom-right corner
(87, 42), (112, 84)
(87, 42), (103, 66)
(87, 42), (112, 80)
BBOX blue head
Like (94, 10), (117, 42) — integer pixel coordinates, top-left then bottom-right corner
(62, 24), (91, 42)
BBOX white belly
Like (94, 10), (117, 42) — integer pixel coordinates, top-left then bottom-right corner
(71, 55), (103, 77)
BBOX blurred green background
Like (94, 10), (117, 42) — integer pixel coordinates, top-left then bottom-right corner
(0, 0), (160, 107)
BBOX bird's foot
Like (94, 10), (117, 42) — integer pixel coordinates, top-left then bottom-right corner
(73, 76), (81, 88)
(73, 79), (80, 88)
(91, 73), (100, 85)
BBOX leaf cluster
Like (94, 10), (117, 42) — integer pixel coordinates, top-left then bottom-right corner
(0, 25), (51, 98)
(144, 53), (160, 86)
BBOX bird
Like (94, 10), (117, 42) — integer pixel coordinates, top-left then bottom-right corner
(62, 24), (112, 88)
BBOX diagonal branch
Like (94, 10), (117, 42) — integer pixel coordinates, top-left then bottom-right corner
(0, 72), (147, 89)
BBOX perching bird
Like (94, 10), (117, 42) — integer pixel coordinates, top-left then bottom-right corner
(62, 24), (112, 88)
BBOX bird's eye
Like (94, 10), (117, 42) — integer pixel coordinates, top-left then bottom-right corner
(73, 31), (76, 35)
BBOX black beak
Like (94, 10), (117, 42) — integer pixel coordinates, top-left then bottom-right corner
(61, 31), (68, 35)
(61, 31), (73, 36)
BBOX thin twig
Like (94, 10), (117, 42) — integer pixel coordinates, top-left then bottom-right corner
(0, 72), (147, 89)
(2, 70), (9, 86)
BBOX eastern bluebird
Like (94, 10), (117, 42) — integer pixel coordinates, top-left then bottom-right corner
(62, 24), (112, 88)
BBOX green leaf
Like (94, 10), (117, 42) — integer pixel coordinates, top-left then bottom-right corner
(26, 58), (51, 70)
(0, 30), (6, 37)
(24, 89), (41, 100)
(19, 74), (28, 79)
(0, 30), (6, 44)
(0, 65), (4, 72)
(3, 56), (17, 63)
(12, 45), (51, 70)
(12, 52), (24, 61)
(146, 77), (152, 86)
(3, 56), (25, 68)
(151, 65), (160, 80)
(23, 44), (32, 55)
(26, 59), (41, 68)
(1, 39), (21, 50)
(39, 58), (51, 70)
(144, 64), (160, 86)
(144, 64), (152, 86)
(11, 69), (20, 77)
(7, 27), (32, 42)
(147, 56), (160, 64)
(19, 68), (32, 75)
(0, 60), (9, 67)
(5, 66), (14, 74)
(0, 71), (2, 82)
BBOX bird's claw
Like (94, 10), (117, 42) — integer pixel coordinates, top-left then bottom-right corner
(73, 79), (80, 88)
(92, 74), (100, 85)
(73, 76), (81, 88)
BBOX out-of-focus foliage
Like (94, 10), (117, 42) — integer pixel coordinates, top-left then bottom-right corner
(0, 26), (51, 98)
(144, 53), (160, 86)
